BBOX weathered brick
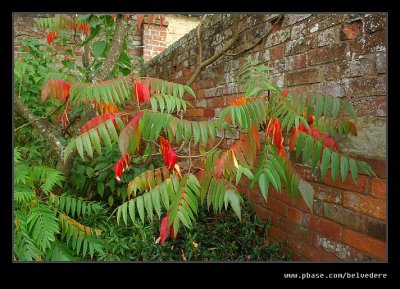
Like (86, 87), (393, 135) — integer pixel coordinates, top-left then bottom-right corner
(342, 191), (386, 220)
(315, 14), (350, 31)
(280, 219), (313, 246)
(322, 170), (368, 193)
(270, 45), (285, 60)
(285, 54), (307, 70)
(265, 28), (291, 48)
(268, 226), (287, 243)
(204, 88), (217, 98)
(318, 27), (338, 47)
(285, 68), (320, 86)
(287, 206), (303, 224)
(365, 217), (386, 241)
(250, 189), (267, 206)
(311, 81), (344, 97)
(270, 73), (285, 87)
(314, 235), (368, 261)
(344, 76), (386, 97)
(303, 214), (342, 241)
(265, 198), (287, 217)
(253, 205), (282, 228)
(192, 99), (207, 108)
(283, 14), (312, 27)
(375, 52), (386, 74)
(370, 178), (386, 199)
(364, 14), (386, 34)
(287, 236), (303, 256)
(340, 20), (363, 40)
(290, 22), (307, 40)
(349, 30), (386, 56)
(344, 57), (375, 78)
(313, 183), (342, 204)
(291, 163), (318, 183)
(323, 203), (367, 232)
(206, 97), (225, 108)
(302, 243), (339, 261)
(313, 199), (324, 217)
(347, 96), (386, 117)
(342, 228), (386, 260)
(285, 35), (317, 56)
(281, 191), (312, 213)
(308, 43), (347, 66)
(184, 108), (214, 117)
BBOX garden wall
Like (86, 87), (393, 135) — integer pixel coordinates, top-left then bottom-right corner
(147, 13), (387, 261)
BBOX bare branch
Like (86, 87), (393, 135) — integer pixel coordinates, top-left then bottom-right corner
(187, 15), (240, 87)
(223, 15), (284, 57)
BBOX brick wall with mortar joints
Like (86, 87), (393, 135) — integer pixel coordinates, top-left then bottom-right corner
(147, 13), (387, 261)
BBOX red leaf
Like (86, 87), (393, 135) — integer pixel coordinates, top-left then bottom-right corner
(159, 137), (178, 171)
(307, 115), (315, 126)
(289, 129), (299, 152)
(133, 81), (150, 105)
(75, 22), (90, 33)
(298, 123), (308, 133)
(97, 101), (119, 114)
(136, 14), (145, 31)
(214, 157), (225, 179)
(119, 111), (143, 155)
(251, 125), (260, 151)
(197, 169), (205, 180)
(41, 78), (71, 103)
(159, 212), (170, 245)
(309, 128), (342, 153)
(228, 96), (247, 107)
(349, 121), (357, 136)
(266, 118), (274, 138)
(147, 14), (155, 28)
(159, 15), (164, 29)
(282, 89), (289, 97)
(266, 118), (285, 156)
(80, 113), (117, 134)
(128, 111), (143, 127)
(47, 31), (57, 45)
(114, 153), (130, 181)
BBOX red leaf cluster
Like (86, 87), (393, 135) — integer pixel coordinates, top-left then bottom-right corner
(214, 125), (260, 179)
(41, 78), (71, 103)
(94, 100), (119, 115)
(225, 96), (247, 124)
(281, 89), (289, 97)
(127, 111), (143, 128)
(114, 153), (130, 181)
(266, 118), (285, 156)
(228, 96), (247, 107)
(294, 123), (342, 153)
(80, 113), (117, 134)
(159, 137), (178, 171)
(47, 31), (57, 45)
(136, 14), (145, 31)
(74, 22), (90, 33)
(159, 212), (178, 245)
(133, 81), (150, 105)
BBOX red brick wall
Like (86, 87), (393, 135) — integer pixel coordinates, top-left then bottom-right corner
(147, 14), (387, 261)
(142, 20), (168, 61)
